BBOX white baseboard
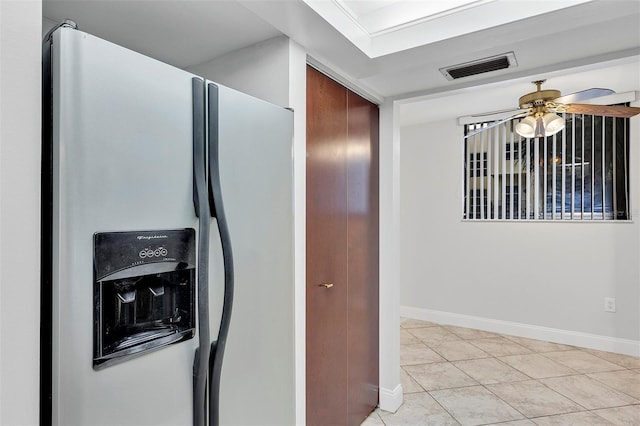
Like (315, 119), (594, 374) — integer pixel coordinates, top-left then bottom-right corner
(379, 384), (403, 413)
(400, 306), (640, 357)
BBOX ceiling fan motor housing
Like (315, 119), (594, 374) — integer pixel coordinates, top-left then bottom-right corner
(519, 89), (561, 109)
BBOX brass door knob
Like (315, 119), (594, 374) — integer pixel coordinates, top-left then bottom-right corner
(318, 283), (334, 289)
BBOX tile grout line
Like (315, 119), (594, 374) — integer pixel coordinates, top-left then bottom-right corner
(586, 372), (640, 402)
(424, 389), (464, 426)
(383, 320), (640, 426)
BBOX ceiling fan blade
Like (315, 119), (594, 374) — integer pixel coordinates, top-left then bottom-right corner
(459, 108), (530, 126)
(463, 111), (528, 139)
(553, 88), (615, 104)
(564, 104), (640, 118)
(468, 108), (525, 119)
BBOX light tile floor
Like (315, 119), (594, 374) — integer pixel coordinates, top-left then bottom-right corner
(362, 319), (640, 426)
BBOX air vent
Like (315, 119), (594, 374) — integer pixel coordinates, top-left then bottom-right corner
(440, 52), (517, 81)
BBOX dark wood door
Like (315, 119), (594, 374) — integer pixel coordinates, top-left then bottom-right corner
(306, 66), (379, 426)
(306, 66), (349, 425)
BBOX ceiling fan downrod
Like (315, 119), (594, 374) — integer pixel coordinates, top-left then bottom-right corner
(518, 80), (561, 109)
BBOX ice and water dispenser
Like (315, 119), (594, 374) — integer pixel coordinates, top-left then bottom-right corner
(93, 229), (196, 369)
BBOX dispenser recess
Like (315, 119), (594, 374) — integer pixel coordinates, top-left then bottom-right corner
(93, 229), (196, 369)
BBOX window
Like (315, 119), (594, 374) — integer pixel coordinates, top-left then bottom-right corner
(468, 188), (488, 218)
(469, 152), (488, 177)
(463, 111), (631, 220)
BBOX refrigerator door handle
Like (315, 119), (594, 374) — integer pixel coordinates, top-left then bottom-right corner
(207, 83), (235, 426)
(191, 77), (210, 426)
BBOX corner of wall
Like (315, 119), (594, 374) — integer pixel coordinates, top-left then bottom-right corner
(379, 384), (403, 413)
(287, 38), (308, 426)
(378, 100), (402, 411)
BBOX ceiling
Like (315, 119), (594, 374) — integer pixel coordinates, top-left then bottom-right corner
(43, 0), (640, 106)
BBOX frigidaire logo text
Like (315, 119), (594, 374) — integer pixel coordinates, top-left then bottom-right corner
(139, 247), (168, 259)
(137, 235), (168, 240)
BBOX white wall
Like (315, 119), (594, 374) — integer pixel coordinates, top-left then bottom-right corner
(0, 0), (43, 424)
(187, 36), (291, 108)
(399, 59), (640, 355)
(43, 16), (57, 36)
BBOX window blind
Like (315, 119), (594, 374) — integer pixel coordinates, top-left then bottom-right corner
(463, 112), (630, 221)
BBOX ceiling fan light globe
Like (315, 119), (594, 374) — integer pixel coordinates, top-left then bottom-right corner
(515, 115), (536, 138)
(543, 112), (565, 136)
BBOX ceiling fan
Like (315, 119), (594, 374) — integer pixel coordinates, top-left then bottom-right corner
(464, 80), (640, 139)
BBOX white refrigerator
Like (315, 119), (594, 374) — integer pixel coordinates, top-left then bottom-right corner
(41, 22), (295, 426)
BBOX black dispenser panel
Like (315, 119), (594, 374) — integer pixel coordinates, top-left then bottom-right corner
(93, 229), (196, 370)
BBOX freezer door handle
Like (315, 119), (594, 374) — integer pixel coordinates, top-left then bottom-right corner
(191, 77), (210, 426)
(207, 82), (235, 426)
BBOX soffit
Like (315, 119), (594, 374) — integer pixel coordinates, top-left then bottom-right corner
(302, 0), (593, 58)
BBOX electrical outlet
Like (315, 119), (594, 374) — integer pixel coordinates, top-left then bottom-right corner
(604, 297), (616, 313)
